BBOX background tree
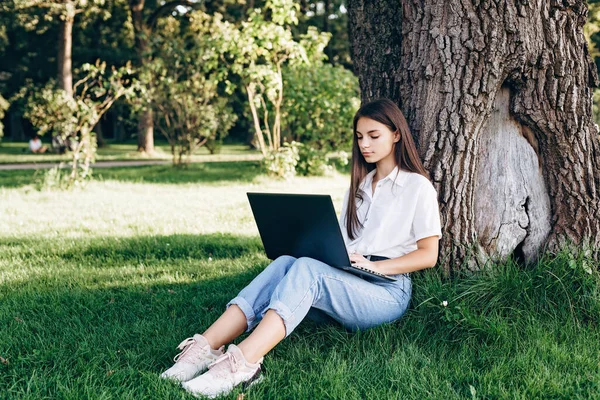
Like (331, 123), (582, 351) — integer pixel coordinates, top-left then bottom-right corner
(5, 0), (109, 97)
(347, 0), (600, 272)
(22, 61), (138, 185)
(225, 0), (330, 157)
(144, 13), (237, 165)
(0, 0), (356, 146)
(2, 0), (111, 150)
(127, 0), (206, 154)
(296, 0), (351, 68)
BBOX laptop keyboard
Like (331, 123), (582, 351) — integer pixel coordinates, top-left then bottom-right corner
(351, 264), (387, 278)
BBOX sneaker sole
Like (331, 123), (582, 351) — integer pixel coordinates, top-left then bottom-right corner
(160, 364), (212, 383)
(241, 365), (264, 392)
(182, 365), (264, 398)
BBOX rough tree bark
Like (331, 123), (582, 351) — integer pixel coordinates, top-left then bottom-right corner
(347, 0), (600, 273)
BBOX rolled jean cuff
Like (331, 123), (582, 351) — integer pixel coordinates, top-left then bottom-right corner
(226, 296), (258, 332)
(260, 300), (296, 337)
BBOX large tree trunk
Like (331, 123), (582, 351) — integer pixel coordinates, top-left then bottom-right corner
(129, 0), (155, 154)
(57, 5), (74, 97)
(347, 0), (600, 272)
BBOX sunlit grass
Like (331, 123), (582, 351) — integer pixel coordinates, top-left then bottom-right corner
(0, 141), (261, 164)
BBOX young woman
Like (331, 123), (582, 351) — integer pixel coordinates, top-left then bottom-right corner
(160, 98), (443, 398)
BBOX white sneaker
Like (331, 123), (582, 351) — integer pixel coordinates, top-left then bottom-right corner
(160, 334), (224, 382)
(182, 344), (264, 398)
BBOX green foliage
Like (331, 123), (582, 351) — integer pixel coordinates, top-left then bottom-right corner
(257, 61), (359, 177)
(593, 89), (600, 127)
(142, 13), (237, 165)
(214, 0), (351, 178)
(222, 0), (331, 157)
(204, 138), (223, 155)
(292, 145), (349, 177)
(291, 146), (338, 176)
(585, 4), (600, 125)
(5, 0), (110, 32)
(21, 81), (79, 138)
(295, 0), (351, 67)
(275, 61), (359, 177)
(33, 165), (71, 190)
(263, 140), (301, 179)
(282, 63), (359, 151)
(296, 143), (328, 176)
(0, 94), (9, 140)
(19, 60), (138, 187)
(586, 3), (600, 62)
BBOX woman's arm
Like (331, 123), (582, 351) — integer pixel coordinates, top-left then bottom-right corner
(349, 235), (439, 275)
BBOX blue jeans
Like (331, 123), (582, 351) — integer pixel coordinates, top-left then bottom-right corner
(227, 256), (412, 337)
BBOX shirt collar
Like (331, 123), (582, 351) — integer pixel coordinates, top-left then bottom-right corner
(358, 166), (407, 193)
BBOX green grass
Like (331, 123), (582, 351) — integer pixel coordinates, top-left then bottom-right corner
(1, 164), (599, 399)
(0, 141), (262, 164)
(0, 161), (264, 189)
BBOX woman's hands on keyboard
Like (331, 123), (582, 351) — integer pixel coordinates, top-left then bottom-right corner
(348, 252), (378, 273)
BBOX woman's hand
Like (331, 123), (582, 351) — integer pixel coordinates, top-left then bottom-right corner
(348, 252), (377, 272)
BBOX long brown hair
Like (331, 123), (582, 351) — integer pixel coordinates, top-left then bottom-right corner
(346, 98), (430, 240)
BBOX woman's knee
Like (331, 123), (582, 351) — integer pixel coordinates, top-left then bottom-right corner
(262, 255), (296, 273)
(274, 255), (297, 265)
(288, 257), (330, 278)
(269, 255), (297, 274)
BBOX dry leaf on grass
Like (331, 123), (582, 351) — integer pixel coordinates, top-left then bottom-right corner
(236, 394), (245, 400)
(0, 356), (9, 365)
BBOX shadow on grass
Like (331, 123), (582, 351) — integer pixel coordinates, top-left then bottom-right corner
(95, 161), (263, 185)
(1, 233), (264, 265)
(67, 233), (265, 263)
(0, 169), (37, 188)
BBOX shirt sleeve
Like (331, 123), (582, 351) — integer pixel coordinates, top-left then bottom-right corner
(412, 184), (442, 241)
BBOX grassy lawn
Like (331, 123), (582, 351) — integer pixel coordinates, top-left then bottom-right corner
(0, 141), (262, 164)
(1, 163), (599, 399)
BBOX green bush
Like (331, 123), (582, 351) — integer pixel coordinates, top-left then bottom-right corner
(274, 62), (359, 176)
(281, 63), (360, 153)
(143, 14), (237, 165)
(295, 143), (332, 176)
(263, 141), (301, 179)
(20, 62), (137, 187)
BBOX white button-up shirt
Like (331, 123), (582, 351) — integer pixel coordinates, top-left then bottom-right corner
(339, 166), (442, 259)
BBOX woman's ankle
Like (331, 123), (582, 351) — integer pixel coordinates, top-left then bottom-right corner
(200, 332), (223, 351)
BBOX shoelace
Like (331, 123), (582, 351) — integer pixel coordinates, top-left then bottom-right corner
(208, 352), (242, 381)
(173, 337), (205, 364)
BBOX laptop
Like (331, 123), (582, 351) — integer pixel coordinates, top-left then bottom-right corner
(247, 192), (396, 282)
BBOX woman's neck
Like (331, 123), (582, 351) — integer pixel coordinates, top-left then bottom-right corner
(374, 157), (397, 182)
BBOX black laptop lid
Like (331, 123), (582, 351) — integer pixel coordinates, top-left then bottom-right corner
(247, 192), (350, 268)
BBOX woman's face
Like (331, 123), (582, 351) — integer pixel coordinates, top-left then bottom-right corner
(355, 117), (399, 164)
